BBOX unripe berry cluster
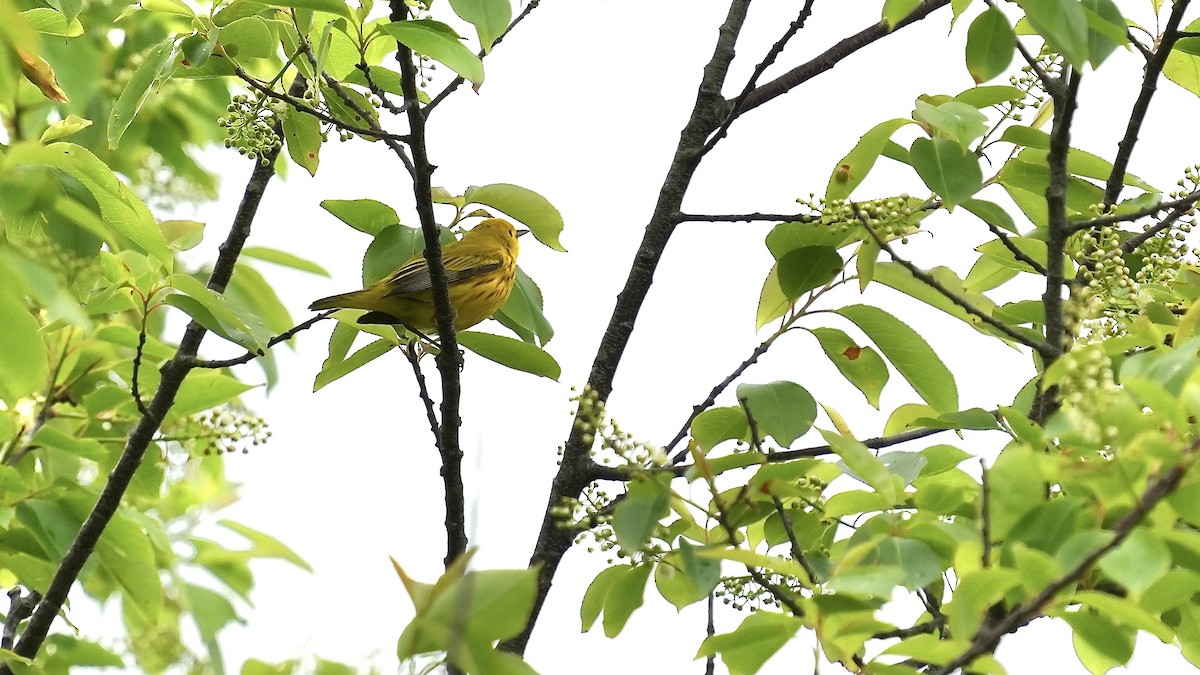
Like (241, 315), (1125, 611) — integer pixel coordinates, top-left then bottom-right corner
(570, 385), (665, 468)
(794, 194), (918, 242)
(1055, 341), (1120, 444)
(217, 93), (283, 165)
(716, 573), (804, 612)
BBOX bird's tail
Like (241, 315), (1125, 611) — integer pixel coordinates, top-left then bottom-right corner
(309, 290), (371, 312)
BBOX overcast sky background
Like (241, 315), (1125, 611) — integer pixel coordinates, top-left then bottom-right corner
(102, 1), (1200, 672)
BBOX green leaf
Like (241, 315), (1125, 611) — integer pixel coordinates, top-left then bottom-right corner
(690, 406), (749, 451)
(221, 520), (312, 571)
(1082, 0), (1127, 67)
(954, 85), (1024, 107)
(1165, 19), (1200, 97)
(264, 0), (352, 18)
(826, 119), (912, 202)
(167, 273), (268, 349)
(463, 183), (566, 251)
(776, 246), (842, 300)
(379, 20), (484, 86)
(881, 0), (922, 29)
(494, 266), (553, 346)
(362, 223), (429, 285)
(1061, 609), (1133, 672)
(697, 612), (803, 675)
(457, 331), (560, 379)
(755, 264), (790, 330)
(40, 113), (92, 143)
(867, 537), (943, 590)
(811, 327), (889, 408)
(1016, 0), (1090, 69)
(913, 100), (988, 145)
(1098, 528), (1171, 595)
(240, 246), (330, 276)
(0, 288), (49, 405)
(987, 444), (1044, 538)
(313, 338), (394, 391)
(655, 541), (721, 611)
(581, 566), (624, 632)
(944, 567), (1022, 638)
(220, 16), (277, 61)
(282, 109), (322, 176)
(736, 381), (817, 447)
(825, 564), (907, 598)
(962, 198), (1019, 234)
(909, 137), (982, 208)
(108, 38), (174, 150)
(613, 474), (671, 552)
(602, 564), (651, 638)
(819, 429), (903, 504)
(171, 371), (256, 418)
(449, 0), (511, 52)
(966, 5), (1015, 83)
(321, 198), (399, 235)
(5, 143), (171, 267)
(835, 304), (958, 412)
(185, 583), (240, 643)
(427, 568), (538, 642)
(21, 8), (83, 36)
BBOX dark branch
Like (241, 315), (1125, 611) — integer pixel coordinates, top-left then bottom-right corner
(1068, 188), (1200, 234)
(677, 211), (814, 223)
(189, 311), (334, 369)
(740, 0), (951, 113)
(404, 341), (444, 455)
(855, 205), (1054, 356)
(1103, 0), (1192, 206)
(504, 0), (755, 655)
(986, 222), (1047, 276)
(700, 0), (817, 155)
(389, 0), (468, 570)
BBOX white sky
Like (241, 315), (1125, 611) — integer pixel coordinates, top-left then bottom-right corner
(94, 1), (1200, 673)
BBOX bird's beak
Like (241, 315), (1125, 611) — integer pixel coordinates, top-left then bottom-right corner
(516, 229), (530, 237)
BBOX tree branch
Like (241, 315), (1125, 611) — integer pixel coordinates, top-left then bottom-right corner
(188, 311), (334, 369)
(1068, 188), (1200, 234)
(1103, 0), (1192, 206)
(503, 0), (755, 655)
(1031, 69), (1080, 424)
(389, 0), (468, 570)
(855, 205), (1054, 356)
(699, 0), (817, 155)
(739, 0), (951, 114)
(676, 211), (814, 223)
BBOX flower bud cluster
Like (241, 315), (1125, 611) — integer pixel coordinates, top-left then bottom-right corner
(1055, 341), (1120, 443)
(176, 404), (272, 456)
(218, 93), (283, 165)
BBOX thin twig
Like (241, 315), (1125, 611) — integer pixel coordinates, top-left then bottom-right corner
(234, 64), (410, 143)
(871, 617), (947, 641)
(986, 222), (1047, 276)
(676, 212), (814, 223)
(854, 205), (1053, 355)
(187, 311), (335, 369)
(425, 0), (542, 114)
(1068, 188), (1200, 234)
(667, 336), (777, 463)
(404, 341), (444, 455)
(980, 460), (992, 568)
(740, 0), (951, 113)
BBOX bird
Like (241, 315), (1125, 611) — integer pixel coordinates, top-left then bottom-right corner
(309, 218), (526, 334)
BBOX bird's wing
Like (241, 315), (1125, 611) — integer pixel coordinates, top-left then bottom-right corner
(383, 253), (503, 297)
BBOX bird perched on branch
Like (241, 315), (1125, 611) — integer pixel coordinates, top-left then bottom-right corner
(309, 218), (525, 333)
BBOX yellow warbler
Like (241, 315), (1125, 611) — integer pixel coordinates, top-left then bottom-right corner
(310, 218), (526, 332)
